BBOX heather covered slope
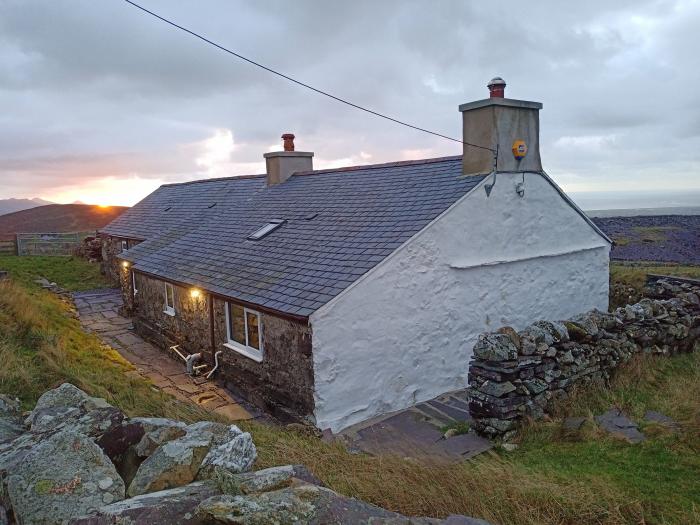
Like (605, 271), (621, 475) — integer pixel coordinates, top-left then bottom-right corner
(0, 204), (127, 234)
(594, 215), (700, 264)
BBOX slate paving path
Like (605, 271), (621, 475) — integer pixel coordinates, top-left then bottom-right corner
(340, 391), (492, 463)
(71, 288), (258, 422)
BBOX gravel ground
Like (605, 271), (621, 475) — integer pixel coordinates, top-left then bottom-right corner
(593, 215), (700, 264)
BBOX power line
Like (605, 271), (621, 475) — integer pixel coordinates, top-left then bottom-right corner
(122, 0), (496, 153)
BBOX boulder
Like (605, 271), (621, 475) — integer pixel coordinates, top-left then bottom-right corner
(195, 483), (493, 525)
(25, 384), (111, 428)
(132, 417), (187, 458)
(198, 425), (256, 477)
(0, 432), (45, 503)
(0, 395), (21, 416)
(127, 430), (213, 496)
(28, 406), (82, 433)
(0, 395), (24, 444)
(6, 430), (125, 525)
(194, 485), (389, 524)
(219, 465), (322, 495)
(69, 481), (219, 525)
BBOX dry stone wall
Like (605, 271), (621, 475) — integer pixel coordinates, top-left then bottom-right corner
(467, 277), (700, 439)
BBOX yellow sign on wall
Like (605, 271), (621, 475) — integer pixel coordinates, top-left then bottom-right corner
(512, 140), (527, 160)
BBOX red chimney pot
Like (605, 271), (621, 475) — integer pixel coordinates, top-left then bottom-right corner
(282, 133), (295, 152)
(487, 77), (506, 98)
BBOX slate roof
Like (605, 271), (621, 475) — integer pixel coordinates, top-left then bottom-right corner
(102, 156), (486, 317)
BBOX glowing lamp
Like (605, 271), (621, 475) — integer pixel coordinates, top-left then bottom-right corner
(190, 288), (201, 299)
(121, 261), (129, 268)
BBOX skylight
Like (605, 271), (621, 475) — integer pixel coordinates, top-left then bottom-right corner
(247, 219), (285, 240)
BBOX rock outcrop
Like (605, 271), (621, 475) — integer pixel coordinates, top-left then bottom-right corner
(0, 384), (490, 524)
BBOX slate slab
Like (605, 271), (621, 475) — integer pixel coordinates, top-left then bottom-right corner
(643, 411), (680, 430)
(69, 481), (218, 525)
(595, 408), (646, 443)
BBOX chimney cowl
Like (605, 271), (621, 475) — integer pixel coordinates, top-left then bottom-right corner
(282, 133), (295, 151)
(487, 77), (506, 98)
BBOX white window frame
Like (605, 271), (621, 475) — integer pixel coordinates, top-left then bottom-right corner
(163, 282), (175, 316)
(224, 303), (263, 362)
(120, 240), (128, 251)
(132, 270), (138, 296)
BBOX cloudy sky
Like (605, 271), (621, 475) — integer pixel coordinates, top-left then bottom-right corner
(1, 0), (699, 208)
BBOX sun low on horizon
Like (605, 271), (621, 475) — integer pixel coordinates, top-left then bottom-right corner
(43, 176), (168, 208)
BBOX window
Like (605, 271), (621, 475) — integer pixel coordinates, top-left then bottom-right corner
(163, 283), (175, 316)
(120, 240), (128, 251)
(224, 303), (262, 362)
(132, 271), (138, 296)
(247, 219), (285, 241)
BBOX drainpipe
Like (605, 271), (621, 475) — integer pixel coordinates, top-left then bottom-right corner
(208, 292), (215, 366)
(206, 351), (223, 380)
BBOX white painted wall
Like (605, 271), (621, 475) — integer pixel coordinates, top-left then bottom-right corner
(309, 172), (611, 432)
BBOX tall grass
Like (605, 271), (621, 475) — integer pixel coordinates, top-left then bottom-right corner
(0, 278), (213, 422)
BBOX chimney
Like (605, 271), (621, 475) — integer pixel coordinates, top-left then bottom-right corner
(263, 133), (313, 186)
(459, 77), (543, 175)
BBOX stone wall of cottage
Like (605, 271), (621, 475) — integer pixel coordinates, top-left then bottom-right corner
(467, 277), (700, 439)
(125, 272), (314, 422)
(101, 235), (140, 284)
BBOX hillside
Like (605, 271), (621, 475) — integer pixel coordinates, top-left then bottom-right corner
(0, 204), (127, 234)
(0, 256), (698, 524)
(0, 197), (54, 216)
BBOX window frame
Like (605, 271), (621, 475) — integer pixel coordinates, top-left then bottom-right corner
(163, 282), (175, 316)
(224, 302), (263, 362)
(120, 240), (128, 251)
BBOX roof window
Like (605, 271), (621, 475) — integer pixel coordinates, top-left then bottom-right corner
(247, 219), (285, 240)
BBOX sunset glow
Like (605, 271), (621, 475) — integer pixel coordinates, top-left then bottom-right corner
(46, 175), (167, 207)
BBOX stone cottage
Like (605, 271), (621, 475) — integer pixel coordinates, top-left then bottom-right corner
(100, 79), (611, 432)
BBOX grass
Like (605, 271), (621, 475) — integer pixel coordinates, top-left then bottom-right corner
(612, 226), (680, 246)
(0, 255), (108, 291)
(0, 256), (698, 523)
(611, 262), (700, 292)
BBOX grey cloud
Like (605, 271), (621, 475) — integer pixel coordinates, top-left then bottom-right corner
(0, 0), (698, 203)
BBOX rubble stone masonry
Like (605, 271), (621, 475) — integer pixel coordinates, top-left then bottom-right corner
(120, 269), (314, 422)
(100, 235), (141, 284)
(467, 276), (700, 438)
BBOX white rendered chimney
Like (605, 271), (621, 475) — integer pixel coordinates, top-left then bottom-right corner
(263, 133), (313, 186)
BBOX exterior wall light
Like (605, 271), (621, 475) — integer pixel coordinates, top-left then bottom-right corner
(190, 288), (201, 299)
(121, 261), (129, 268)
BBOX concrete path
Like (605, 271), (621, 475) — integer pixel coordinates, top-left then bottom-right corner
(340, 392), (492, 463)
(71, 288), (257, 422)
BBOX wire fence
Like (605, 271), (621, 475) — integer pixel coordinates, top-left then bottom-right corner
(14, 231), (95, 256)
(0, 235), (16, 255)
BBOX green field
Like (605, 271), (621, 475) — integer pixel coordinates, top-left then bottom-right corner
(0, 255), (698, 524)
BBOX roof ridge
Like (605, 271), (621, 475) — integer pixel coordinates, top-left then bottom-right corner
(161, 173), (266, 187)
(160, 155), (463, 188)
(293, 155), (462, 177)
